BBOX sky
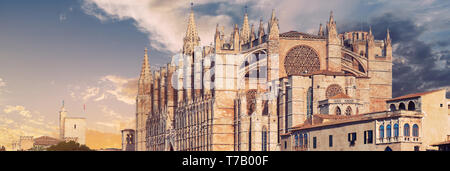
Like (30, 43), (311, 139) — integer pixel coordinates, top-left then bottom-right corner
(0, 0), (449, 149)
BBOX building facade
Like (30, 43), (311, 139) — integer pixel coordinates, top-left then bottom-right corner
(137, 7), (396, 151)
(281, 89), (449, 151)
(59, 104), (87, 145)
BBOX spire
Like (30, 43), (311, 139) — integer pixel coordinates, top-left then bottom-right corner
(258, 18), (265, 36)
(183, 3), (200, 55)
(385, 28), (392, 58)
(367, 26), (374, 43)
(329, 11), (335, 24)
(385, 28), (391, 45)
(327, 11), (338, 44)
(318, 23), (324, 36)
(270, 9), (276, 26)
(268, 12), (279, 40)
(241, 8), (250, 44)
(258, 18), (265, 44)
(139, 48), (152, 81)
(268, 9), (277, 33)
(233, 24), (240, 51)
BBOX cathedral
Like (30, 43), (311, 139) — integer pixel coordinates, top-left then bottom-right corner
(135, 8), (395, 151)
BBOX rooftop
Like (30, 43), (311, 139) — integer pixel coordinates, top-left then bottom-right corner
(280, 31), (325, 39)
(289, 110), (423, 134)
(387, 89), (444, 102)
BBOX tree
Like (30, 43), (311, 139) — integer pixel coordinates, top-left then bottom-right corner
(47, 141), (93, 151)
(28, 146), (46, 151)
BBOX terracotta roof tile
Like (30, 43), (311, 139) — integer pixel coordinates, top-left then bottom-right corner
(387, 89), (444, 101)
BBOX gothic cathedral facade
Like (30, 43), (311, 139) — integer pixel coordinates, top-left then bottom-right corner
(135, 9), (393, 151)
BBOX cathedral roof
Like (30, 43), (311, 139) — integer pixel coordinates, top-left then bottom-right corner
(279, 31), (325, 39)
(387, 89), (444, 101)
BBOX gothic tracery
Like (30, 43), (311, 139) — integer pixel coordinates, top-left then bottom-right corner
(284, 45), (320, 75)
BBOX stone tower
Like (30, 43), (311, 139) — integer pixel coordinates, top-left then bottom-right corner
(59, 102), (67, 140)
(183, 5), (200, 56)
(366, 27), (393, 112)
(121, 129), (135, 151)
(326, 11), (342, 72)
(136, 48), (152, 151)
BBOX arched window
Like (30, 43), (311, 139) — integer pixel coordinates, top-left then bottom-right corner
(306, 87), (313, 117)
(299, 134), (303, 146)
(404, 124), (410, 137)
(379, 125), (384, 139)
(412, 124), (419, 137)
(394, 124), (399, 137)
(408, 101), (416, 111)
(262, 127), (268, 151)
(294, 134), (298, 147)
(390, 104), (396, 111)
(304, 134), (308, 146)
(399, 103), (406, 110)
(345, 106), (352, 116)
(386, 124), (391, 138)
(336, 107), (342, 115)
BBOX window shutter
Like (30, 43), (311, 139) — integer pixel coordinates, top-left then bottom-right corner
(364, 131), (367, 144)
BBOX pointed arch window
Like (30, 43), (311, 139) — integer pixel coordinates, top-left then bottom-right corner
(335, 107), (341, 115)
(345, 106), (352, 116)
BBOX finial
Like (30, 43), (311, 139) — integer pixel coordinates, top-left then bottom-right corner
(245, 4), (248, 14)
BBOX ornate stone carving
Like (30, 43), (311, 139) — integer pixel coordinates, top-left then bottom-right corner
(246, 90), (257, 114)
(326, 84), (343, 98)
(284, 45), (320, 75)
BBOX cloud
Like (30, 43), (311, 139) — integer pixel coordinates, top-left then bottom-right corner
(0, 78), (5, 88)
(82, 87), (100, 101)
(69, 75), (138, 105)
(100, 75), (138, 105)
(0, 106), (58, 149)
(341, 12), (450, 98)
(81, 0), (449, 97)
(3, 105), (32, 118)
(0, 78), (7, 95)
(59, 13), (67, 23)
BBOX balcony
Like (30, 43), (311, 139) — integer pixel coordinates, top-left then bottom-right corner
(377, 136), (421, 144)
(294, 145), (308, 151)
